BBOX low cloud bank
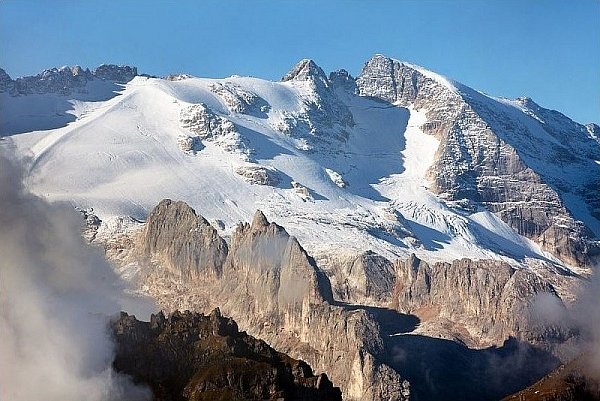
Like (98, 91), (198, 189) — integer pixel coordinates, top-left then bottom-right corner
(0, 149), (155, 401)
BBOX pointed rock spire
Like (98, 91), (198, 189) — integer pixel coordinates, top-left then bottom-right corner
(251, 209), (270, 228)
(281, 59), (329, 88)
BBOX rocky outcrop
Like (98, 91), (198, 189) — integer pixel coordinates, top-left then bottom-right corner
(393, 254), (567, 346)
(327, 251), (396, 305)
(135, 200), (410, 401)
(141, 199), (228, 281)
(235, 165), (280, 186)
(0, 68), (14, 93)
(4, 64), (137, 96)
(278, 59), (354, 145)
(356, 54), (599, 267)
(112, 309), (343, 401)
(92, 64), (137, 82)
(209, 82), (270, 115)
(180, 103), (251, 158)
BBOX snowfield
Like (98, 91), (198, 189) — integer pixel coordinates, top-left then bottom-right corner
(4, 69), (569, 270)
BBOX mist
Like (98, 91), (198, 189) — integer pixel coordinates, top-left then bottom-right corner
(0, 149), (155, 401)
(530, 259), (600, 380)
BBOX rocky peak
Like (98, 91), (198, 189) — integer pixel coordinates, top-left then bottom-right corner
(329, 69), (357, 93)
(515, 96), (540, 110)
(141, 199), (228, 280)
(282, 58), (330, 89)
(0, 68), (14, 93)
(7, 63), (137, 96)
(93, 64), (137, 82)
(251, 209), (270, 228)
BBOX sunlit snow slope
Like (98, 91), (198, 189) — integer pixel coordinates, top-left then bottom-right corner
(3, 62), (582, 269)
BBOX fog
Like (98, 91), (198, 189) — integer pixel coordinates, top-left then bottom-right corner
(530, 260), (600, 379)
(0, 149), (155, 401)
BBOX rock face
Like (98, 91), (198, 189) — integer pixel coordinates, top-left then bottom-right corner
(328, 251), (397, 306)
(1, 64), (137, 95)
(141, 199), (228, 281)
(112, 309), (343, 401)
(209, 82), (270, 115)
(356, 54), (600, 267)
(0, 68), (14, 93)
(393, 254), (566, 346)
(180, 103), (251, 158)
(278, 59), (354, 145)
(135, 200), (410, 401)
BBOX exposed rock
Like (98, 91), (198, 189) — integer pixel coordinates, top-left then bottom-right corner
(235, 165), (280, 186)
(325, 168), (346, 188)
(164, 73), (193, 81)
(291, 181), (312, 201)
(282, 59), (330, 89)
(356, 54), (599, 267)
(111, 310), (343, 401)
(177, 135), (204, 153)
(278, 59), (354, 145)
(209, 82), (270, 115)
(8, 64), (137, 96)
(0, 68), (14, 93)
(328, 251), (396, 305)
(329, 69), (357, 94)
(93, 64), (137, 82)
(135, 200), (410, 401)
(141, 199), (228, 281)
(393, 254), (568, 346)
(180, 103), (251, 158)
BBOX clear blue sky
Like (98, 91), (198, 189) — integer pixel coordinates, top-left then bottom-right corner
(1, 0), (599, 123)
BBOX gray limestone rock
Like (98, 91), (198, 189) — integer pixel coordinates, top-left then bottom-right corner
(141, 199), (228, 280)
(8, 64), (137, 96)
(356, 54), (599, 267)
(0, 68), (14, 93)
(393, 254), (568, 346)
(235, 165), (280, 186)
(179, 103), (251, 158)
(136, 200), (410, 401)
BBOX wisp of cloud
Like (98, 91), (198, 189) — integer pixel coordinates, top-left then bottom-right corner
(0, 149), (155, 400)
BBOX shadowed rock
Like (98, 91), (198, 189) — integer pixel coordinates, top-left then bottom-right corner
(112, 309), (343, 401)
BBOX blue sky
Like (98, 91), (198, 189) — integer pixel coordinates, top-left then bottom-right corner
(1, 0), (599, 123)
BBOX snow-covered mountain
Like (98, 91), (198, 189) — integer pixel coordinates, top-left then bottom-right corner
(1, 57), (598, 273)
(3, 56), (599, 401)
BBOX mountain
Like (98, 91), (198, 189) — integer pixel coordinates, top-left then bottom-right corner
(2, 56), (598, 271)
(2, 56), (599, 400)
(112, 309), (343, 401)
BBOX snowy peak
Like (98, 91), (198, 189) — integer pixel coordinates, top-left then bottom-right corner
(282, 58), (329, 88)
(4, 56), (599, 270)
(356, 54), (599, 267)
(356, 54), (458, 104)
